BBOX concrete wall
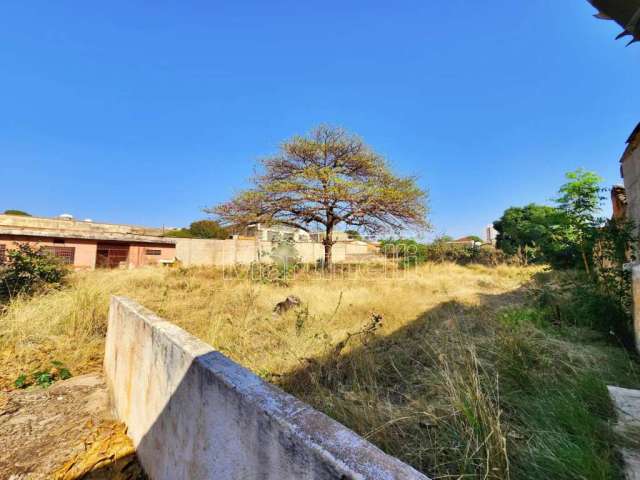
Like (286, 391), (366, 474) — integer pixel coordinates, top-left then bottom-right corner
(127, 243), (176, 268)
(176, 238), (379, 267)
(104, 296), (429, 480)
(623, 146), (640, 230)
(0, 213), (166, 237)
(623, 132), (640, 353)
(633, 264), (640, 352)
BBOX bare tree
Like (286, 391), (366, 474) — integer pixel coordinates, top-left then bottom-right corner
(207, 125), (429, 266)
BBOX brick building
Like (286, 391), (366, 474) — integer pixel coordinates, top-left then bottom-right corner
(0, 214), (176, 269)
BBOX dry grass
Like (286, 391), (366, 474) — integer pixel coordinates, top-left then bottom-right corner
(0, 263), (534, 389)
(1, 262), (636, 478)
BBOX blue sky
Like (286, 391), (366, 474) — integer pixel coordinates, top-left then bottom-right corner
(1, 1), (638, 239)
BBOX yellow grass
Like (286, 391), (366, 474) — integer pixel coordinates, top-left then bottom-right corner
(0, 263), (538, 389)
(3, 263), (637, 478)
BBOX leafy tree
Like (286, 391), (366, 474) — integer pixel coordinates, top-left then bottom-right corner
(494, 170), (604, 270)
(345, 229), (362, 240)
(188, 220), (229, 239)
(433, 235), (454, 244)
(0, 244), (69, 300)
(3, 209), (31, 216)
(208, 126), (429, 266)
(164, 228), (194, 238)
(165, 220), (229, 239)
(554, 169), (604, 273)
(494, 204), (571, 265)
(468, 235), (483, 243)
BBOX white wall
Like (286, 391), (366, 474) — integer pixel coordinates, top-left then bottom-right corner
(104, 296), (429, 480)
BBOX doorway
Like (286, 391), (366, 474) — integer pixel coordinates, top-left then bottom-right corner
(96, 244), (129, 268)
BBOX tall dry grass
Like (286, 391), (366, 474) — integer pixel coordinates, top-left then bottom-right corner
(0, 263), (535, 388)
(1, 262), (636, 478)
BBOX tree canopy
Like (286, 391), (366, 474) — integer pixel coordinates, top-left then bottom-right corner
(345, 229), (362, 240)
(494, 169), (605, 268)
(208, 125), (429, 265)
(494, 204), (574, 266)
(165, 220), (229, 239)
(3, 210), (31, 216)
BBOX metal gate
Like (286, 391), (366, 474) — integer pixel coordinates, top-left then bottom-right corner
(96, 244), (129, 268)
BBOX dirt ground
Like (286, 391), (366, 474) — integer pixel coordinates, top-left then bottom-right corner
(0, 374), (144, 479)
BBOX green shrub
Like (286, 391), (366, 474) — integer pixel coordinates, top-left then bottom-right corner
(165, 219), (229, 239)
(3, 209), (31, 216)
(0, 243), (69, 300)
(380, 239), (514, 267)
(14, 360), (73, 389)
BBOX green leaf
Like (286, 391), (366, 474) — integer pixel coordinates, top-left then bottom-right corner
(33, 371), (54, 388)
(14, 374), (28, 389)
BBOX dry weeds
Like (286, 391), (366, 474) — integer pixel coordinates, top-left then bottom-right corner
(0, 263), (536, 390)
(5, 262), (631, 478)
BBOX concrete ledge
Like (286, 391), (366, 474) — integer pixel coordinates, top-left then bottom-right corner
(608, 386), (640, 479)
(104, 296), (429, 480)
(0, 227), (176, 245)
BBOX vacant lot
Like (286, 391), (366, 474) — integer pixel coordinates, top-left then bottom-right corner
(1, 263), (638, 479)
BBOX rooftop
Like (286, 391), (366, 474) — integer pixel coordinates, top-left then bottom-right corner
(0, 214), (176, 245)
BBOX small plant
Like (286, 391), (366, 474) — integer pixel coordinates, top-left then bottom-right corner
(14, 373), (27, 389)
(13, 360), (73, 389)
(33, 371), (54, 388)
(52, 359), (72, 380)
(295, 305), (309, 336)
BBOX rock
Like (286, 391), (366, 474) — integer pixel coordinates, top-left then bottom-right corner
(273, 295), (302, 315)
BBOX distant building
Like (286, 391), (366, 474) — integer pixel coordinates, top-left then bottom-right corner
(309, 230), (350, 243)
(621, 123), (640, 228)
(244, 223), (311, 242)
(447, 236), (481, 247)
(619, 123), (640, 351)
(0, 214), (176, 269)
(485, 225), (498, 245)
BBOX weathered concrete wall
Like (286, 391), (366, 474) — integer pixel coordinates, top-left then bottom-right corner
(623, 146), (640, 231)
(623, 128), (640, 353)
(175, 238), (378, 267)
(0, 213), (166, 237)
(104, 296), (429, 480)
(127, 244), (176, 268)
(633, 264), (640, 353)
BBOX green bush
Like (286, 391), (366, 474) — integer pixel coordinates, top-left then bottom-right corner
(0, 243), (69, 300)
(165, 219), (229, 239)
(3, 209), (31, 216)
(380, 239), (513, 267)
(532, 270), (634, 349)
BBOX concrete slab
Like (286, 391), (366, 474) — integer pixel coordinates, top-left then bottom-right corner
(608, 386), (640, 480)
(0, 374), (143, 479)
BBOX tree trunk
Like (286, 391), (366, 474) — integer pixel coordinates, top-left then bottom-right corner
(323, 241), (332, 269)
(582, 248), (591, 276)
(323, 224), (334, 269)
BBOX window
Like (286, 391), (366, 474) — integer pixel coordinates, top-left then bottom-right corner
(0, 244), (5, 264)
(42, 246), (75, 265)
(145, 249), (161, 256)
